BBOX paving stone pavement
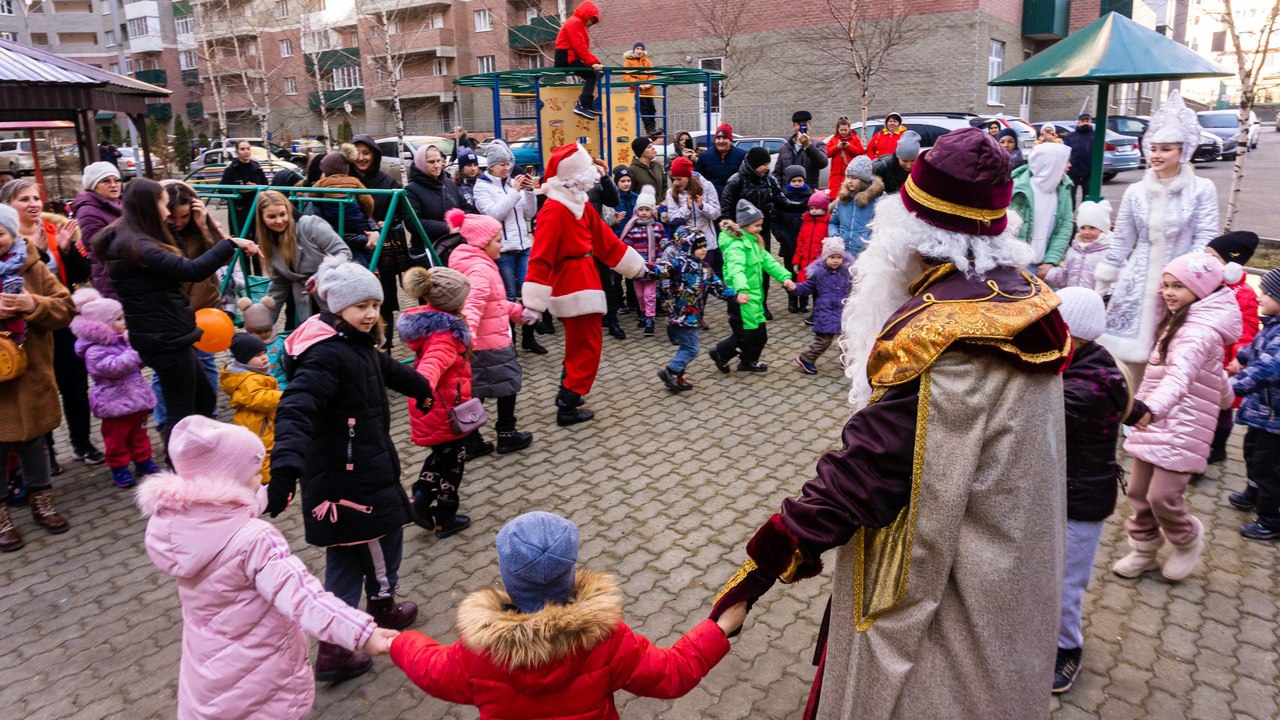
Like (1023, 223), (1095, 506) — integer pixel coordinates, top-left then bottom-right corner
(2, 289), (1278, 719)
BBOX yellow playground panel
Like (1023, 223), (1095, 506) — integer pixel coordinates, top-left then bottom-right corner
(538, 86), (639, 169)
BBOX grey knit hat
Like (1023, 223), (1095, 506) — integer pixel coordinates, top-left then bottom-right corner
(497, 511), (579, 614)
(846, 155), (874, 183)
(895, 131), (922, 160)
(315, 255), (384, 313)
(1261, 268), (1280, 301)
(0, 204), (18, 241)
(82, 161), (121, 191)
(485, 139), (514, 167)
(736, 199), (764, 227)
(401, 266), (470, 314)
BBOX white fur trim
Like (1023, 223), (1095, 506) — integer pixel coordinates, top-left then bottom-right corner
(1094, 261), (1121, 284)
(521, 282), (552, 313)
(549, 289), (606, 317)
(556, 146), (594, 181)
(611, 247), (647, 279)
(544, 182), (587, 219)
(134, 472), (260, 518)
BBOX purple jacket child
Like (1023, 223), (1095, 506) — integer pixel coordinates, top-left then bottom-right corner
(69, 288), (155, 419)
(791, 250), (855, 335)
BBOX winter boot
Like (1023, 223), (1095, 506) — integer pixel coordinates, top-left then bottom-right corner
(29, 488), (69, 534)
(366, 595), (418, 630)
(673, 371), (693, 392)
(71, 444), (105, 464)
(1162, 516), (1205, 582)
(657, 367), (682, 392)
(135, 458), (163, 477)
(110, 466), (136, 489)
(555, 387), (594, 427)
(1229, 484), (1258, 510)
(496, 431), (533, 454)
(1111, 535), (1163, 578)
(536, 311), (555, 335)
(435, 514), (472, 539)
(0, 504), (23, 552)
(409, 480), (435, 531)
(314, 641), (372, 683)
(606, 314), (626, 340)
(521, 325), (548, 355)
(643, 317), (655, 336)
(462, 430), (495, 460)
(798, 295), (810, 312)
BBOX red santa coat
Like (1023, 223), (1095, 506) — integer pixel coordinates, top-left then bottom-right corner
(522, 187), (645, 318)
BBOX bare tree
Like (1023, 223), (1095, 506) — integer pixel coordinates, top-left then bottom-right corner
(298, 13), (336, 151)
(789, 0), (911, 140)
(1217, 0), (1280, 229)
(694, 0), (766, 101)
(190, 0), (230, 142)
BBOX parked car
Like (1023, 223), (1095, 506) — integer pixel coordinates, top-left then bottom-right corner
(1197, 109), (1260, 159)
(0, 138), (53, 175)
(970, 115), (1038, 151)
(374, 135), (456, 178)
(1108, 114), (1223, 163)
(1043, 122), (1141, 181)
(209, 137), (308, 165)
(118, 147), (165, 178)
(184, 146), (302, 185)
(507, 136), (543, 172)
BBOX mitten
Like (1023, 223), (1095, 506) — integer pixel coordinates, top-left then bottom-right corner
(265, 473), (296, 518)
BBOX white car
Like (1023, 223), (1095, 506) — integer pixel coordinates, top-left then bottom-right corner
(374, 136), (456, 178)
(0, 138), (53, 175)
(118, 147), (165, 178)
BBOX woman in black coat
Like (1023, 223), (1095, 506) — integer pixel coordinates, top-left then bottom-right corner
(350, 134), (410, 346)
(218, 140), (268, 236)
(96, 179), (259, 443)
(404, 144), (465, 253)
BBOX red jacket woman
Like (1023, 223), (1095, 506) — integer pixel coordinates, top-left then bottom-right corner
(824, 117), (865, 196)
(865, 112), (907, 160)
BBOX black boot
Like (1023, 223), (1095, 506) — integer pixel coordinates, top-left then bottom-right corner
(798, 296), (810, 312)
(435, 513), (472, 538)
(315, 641), (372, 683)
(536, 311), (555, 335)
(522, 325), (548, 355)
(606, 314), (626, 339)
(496, 430), (533, 454)
(555, 387), (594, 426)
(788, 295), (800, 314)
(462, 429), (495, 459)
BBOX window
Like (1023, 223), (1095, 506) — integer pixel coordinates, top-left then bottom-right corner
(698, 57), (722, 116)
(175, 14), (194, 35)
(373, 65), (402, 82)
(474, 9), (492, 32)
(986, 40), (1004, 105)
(31, 32), (48, 44)
(330, 66), (361, 89)
(243, 39), (257, 56)
(104, 29), (116, 45)
(284, 76), (297, 95)
(426, 12), (443, 29)
(274, 0), (288, 19)
(432, 58), (448, 75)
(109, 62), (119, 74)
(1212, 31), (1226, 52)
(526, 9), (539, 23)
(123, 57), (133, 74)
(179, 50), (198, 69)
(127, 17), (157, 38)
(303, 30), (333, 52)
(279, 38), (293, 57)
(0, 31), (14, 41)
(527, 53), (543, 69)
(0, 1), (12, 16)
(477, 54), (495, 73)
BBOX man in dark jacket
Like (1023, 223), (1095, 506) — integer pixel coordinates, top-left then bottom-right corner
(772, 110), (828, 188)
(1064, 114), (1096, 208)
(720, 147), (807, 316)
(627, 136), (665, 200)
(218, 140), (268, 236)
(696, 124), (746, 206)
(449, 125), (480, 163)
(862, 131), (921, 205)
(98, 139), (122, 168)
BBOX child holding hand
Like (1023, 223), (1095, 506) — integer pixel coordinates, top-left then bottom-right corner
(618, 185), (669, 335)
(709, 201), (795, 373)
(1112, 253), (1240, 582)
(219, 333), (282, 485)
(1044, 200), (1113, 290)
(69, 288), (159, 489)
(391, 511), (745, 718)
(137, 416), (399, 719)
(792, 238), (854, 375)
(653, 226), (742, 392)
(1227, 268), (1280, 542)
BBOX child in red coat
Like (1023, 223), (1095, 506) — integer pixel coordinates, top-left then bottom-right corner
(792, 191), (832, 321)
(397, 266), (476, 539)
(391, 512), (747, 719)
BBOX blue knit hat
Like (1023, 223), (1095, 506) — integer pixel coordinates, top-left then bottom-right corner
(497, 512), (579, 613)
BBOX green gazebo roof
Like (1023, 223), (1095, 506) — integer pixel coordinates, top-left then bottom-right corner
(989, 12), (1231, 86)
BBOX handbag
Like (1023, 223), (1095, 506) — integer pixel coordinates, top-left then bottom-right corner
(0, 330), (27, 383)
(448, 381), (488, 434)
(377, 223), (413, 274)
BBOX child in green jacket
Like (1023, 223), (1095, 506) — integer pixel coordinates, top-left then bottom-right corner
(708, 200), (795, 373)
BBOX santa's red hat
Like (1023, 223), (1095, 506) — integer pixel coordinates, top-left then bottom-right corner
(899, 127), (1012, 236)
(545, 143), (594, 181)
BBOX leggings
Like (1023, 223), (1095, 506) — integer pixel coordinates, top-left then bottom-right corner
(495, 394), (517, 433)
(414, 439), (466, 522)
(325, 528), (403, 607)
(1124, 459), (1197, 546)
(713, 301), (768, 367)
(140, 346), (216, 447)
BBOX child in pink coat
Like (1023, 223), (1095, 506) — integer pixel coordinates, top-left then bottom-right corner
(137, 416), (398, 720)
(1112, 253), (1241, 583)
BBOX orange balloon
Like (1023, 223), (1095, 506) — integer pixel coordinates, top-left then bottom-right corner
(193, 308), (236, 353)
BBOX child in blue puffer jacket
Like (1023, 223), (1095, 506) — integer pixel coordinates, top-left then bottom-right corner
(653, 227), (742, 392)
(1228, 268), (1280, 542)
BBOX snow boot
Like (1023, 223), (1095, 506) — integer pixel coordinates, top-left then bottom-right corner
(555, 387), (594, 427)
(1162, 516), (1205, 582)
(435, 514), (472, 539)
(462, 430), (495, 459)
(657, 367), (681, 392)
(314, 641), (372, 683)
(1111, 535), (1163, 578)
(643, 317), (655, 336)
(135, 458), (163, 477)
(496, 431), (533, 454)
(366, 596), (418, 630)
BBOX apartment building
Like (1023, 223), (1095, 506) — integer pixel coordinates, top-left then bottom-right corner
(1180, 0), (1277, 107)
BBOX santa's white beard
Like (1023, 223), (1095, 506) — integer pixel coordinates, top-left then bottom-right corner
(839, 196), (1032, 409)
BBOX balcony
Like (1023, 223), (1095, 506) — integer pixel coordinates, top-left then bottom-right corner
(1022, 0), (1070, 40)
(134, 68), (168, 86)
(128, 34), (165, 53)
(181, 68), (200, 86)
(310, 88), (365, 111)
(391, 28), (455, 59)
(145, 102), (173, 120)
(508, 16), (560, 50)
(186, 101), (205, 119)
(304, 47), (360, 74)
(361, 0), (449, 13)
(370, 74), (452, 102)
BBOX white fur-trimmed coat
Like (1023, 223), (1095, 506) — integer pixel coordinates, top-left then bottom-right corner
(1095, 165), (1218, 363)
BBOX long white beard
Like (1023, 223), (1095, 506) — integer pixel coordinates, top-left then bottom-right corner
(839, 196), (1032, 409)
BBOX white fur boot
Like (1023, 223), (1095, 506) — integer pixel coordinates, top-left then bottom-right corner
(1161, 516), (1205, 582)
(1112, 535), (1164, 578)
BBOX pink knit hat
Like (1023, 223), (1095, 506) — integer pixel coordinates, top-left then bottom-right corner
(446, 208), (502, 247)
(807, 190), (830, 212)
(71, 287), (122, 325)
(168, 416), (266, 488)
(1163, 252), (1225, 299)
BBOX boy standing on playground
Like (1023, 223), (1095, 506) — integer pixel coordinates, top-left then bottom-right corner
(555, 1), (604, 119)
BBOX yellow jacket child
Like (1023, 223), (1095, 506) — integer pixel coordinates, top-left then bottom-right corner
(219, 333), (282, 484)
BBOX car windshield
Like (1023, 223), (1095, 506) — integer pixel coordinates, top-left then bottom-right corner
(1198, 114), (1238, 129)
(1006, 119), (1035, 136)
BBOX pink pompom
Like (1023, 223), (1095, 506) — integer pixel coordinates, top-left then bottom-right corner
(446, 207), (466, 230)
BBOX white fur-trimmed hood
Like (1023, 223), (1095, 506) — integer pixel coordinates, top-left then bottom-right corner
(135, 471), (262, 517)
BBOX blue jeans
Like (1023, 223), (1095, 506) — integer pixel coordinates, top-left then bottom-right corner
(667, 325), (701, 373)
(152, 349), (219, 427)
(1059, 519), (1105, 649)
(496, 248), (530, 301)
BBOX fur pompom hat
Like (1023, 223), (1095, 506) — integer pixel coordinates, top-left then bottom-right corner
(447, 208), (502, 248)
(319, 143), (357, 175)
(1075, 200), (1113, 232)
(315, 255), (383, 313)
(237, 296), (277, 338)
(401, 266), (471, 314)
(1056, 286), (1106, 341)
(635, 185), (658, 212)
(71, 287), (122, 325)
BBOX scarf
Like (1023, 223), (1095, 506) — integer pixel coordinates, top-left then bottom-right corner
(0, 241), (28, 343)
(1027, 144), (1070, 263)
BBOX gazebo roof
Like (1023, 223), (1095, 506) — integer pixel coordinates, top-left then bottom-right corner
(0, 38), (169, 122)
(989, 12), (1231, 86)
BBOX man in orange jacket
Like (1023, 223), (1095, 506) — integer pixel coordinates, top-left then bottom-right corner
(554, 1), (604, 120)
(623, 41), (658, 136)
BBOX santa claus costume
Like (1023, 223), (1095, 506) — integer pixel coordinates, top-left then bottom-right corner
(710, 128), (1073, 720)
(521, 144), (646, 426)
